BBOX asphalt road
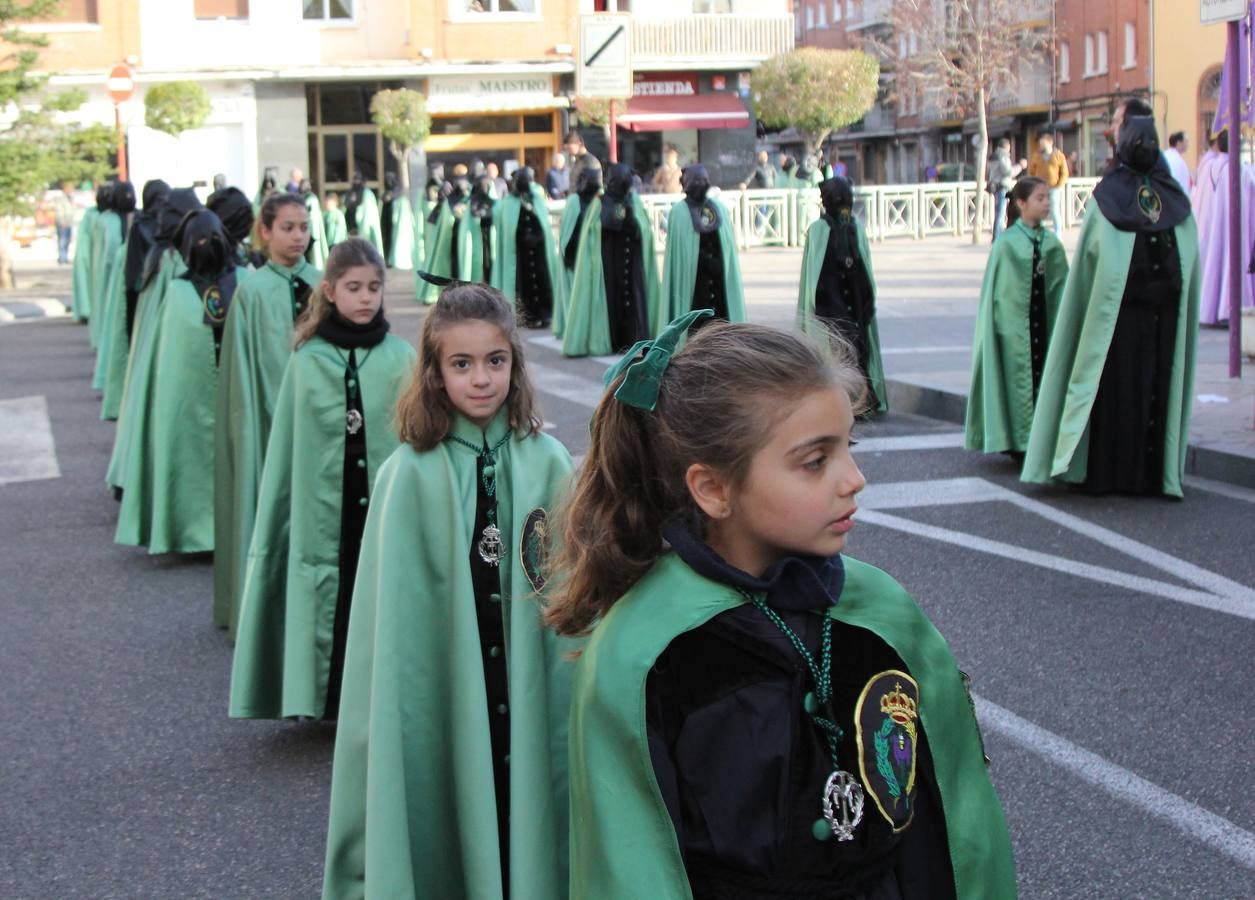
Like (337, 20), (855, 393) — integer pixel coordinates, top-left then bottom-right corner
(2, 278), (1254, 898)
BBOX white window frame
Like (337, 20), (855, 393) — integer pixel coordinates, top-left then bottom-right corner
(447, 0), (542, 23)
(909, 31), (918, 55)
(1123, 22), (1136, 69)
(818, 2), (827, 28)
(1058, 41), (1070, 84)
(805, 4), (814, 29)
(1084, 33), (1094, 77)
(1096, 30), (1109, 74)
(832, 0), (841, 22)
(302, 0), (355, 24)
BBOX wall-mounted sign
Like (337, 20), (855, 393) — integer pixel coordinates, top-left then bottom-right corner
(427, 74), (554, 104)
(578, 14), (633, 99)
(632, 74), (699, 97)
(1201, 0), (1246, 25)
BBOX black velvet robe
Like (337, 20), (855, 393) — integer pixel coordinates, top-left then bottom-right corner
(601, 214), (650, 353)
(515, 204), (554, 326)
(815, 222), (878, 404)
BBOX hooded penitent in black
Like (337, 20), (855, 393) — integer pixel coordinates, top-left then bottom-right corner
(600, 163), (650, 351)
(508, 167), (555, 328)
(140, 188), (203, 292)
(207, 186), (256, 260)
(564, 163), (603, 271)
(123, 179), (171, 339)
(815, 176), (878, 400)
(178, 208), (239, 364)
(679, 165), (727, 323)
(470, 175), (496, 284)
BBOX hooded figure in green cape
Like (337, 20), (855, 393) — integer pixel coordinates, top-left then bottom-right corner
(301, 180), (329, 269)
(1023, 117), (1199, 497)
(213, 247), (321, 632)
(92, 181), (139, 410)
(105, 188), (202, 493)
(88, 182), (128, 349)
(381, 172), (417, 271)
(797, 177), (888, 413)
(419, 165), (445, 262)
(417, 175), (476, 304)
(492, 167), (565, 329)
(231, 284), (416, 721)
(115, 209), (241, 554)
(562, 163), (661, 357)
(322, 404), (577, 899)
(965, 179), (1069, 454)
(556, 161), (602, 338)
(324, 193), (349, 251)
(70, 191), (101, 323)
(343, 172), (385, 257)
(469, 174), (497, 286)
(659, 165), (745, 333)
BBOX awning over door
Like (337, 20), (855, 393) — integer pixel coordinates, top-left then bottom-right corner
(617, 94), (751, 132)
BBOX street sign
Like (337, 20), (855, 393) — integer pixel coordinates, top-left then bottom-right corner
(106, 63), (135, 104)
(577, 14), (632, 99)
(1201, 0), (1247, 25)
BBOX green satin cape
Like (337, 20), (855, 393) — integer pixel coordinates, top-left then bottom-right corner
(353, 188), (385, 257)
(93, 243), (129, 415)
(306, 193), (329, 270)
(114, 272), (236, 553)
(416, 201), (476, 304)
(561, 197), (662, 357)
(658, 196), (745, 334)
(324, 207), (349, 250)
(387, 195), (418, 271)
(1021, 207), (1200, 497)
(213, 259), (322, 632)
(965, 221), (1069, 453)
(322, 412), (577, 899)
(796, 217), (888, 413)
(491, 184), (566, 320)
(229, 334), (416, 719)
(555, 194), (590, 338)
(567, 552), (1016, 899)
(70, 207), (100, 322)
(88, 210), (123, 349)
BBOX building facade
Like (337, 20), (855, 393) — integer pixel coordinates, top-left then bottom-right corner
(1150, 1), (1225, 171)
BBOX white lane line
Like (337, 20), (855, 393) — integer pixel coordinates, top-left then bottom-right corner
(856, 508), (1254, 620)
(1183, 474), (1255, 504)
(528, 362), (604, 410)
(0, 307), (15, 323)
(975, 694), (1255, 870)
(0, 395), (61, 486)
(861, 476), (1008, 509)
(879, 345), (971, 355)
(856, 432), (965, 453)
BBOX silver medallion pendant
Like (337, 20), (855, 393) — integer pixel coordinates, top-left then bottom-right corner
(477, 524), (503, 566)
(1035, 259), (1047, 276)
(345, 409), (364, 435)
(822, 770), (865, 841)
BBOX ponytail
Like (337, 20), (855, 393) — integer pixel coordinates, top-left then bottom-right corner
(1006, 176), (1047, 229)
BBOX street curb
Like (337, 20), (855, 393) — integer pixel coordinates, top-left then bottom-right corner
(0, 298), (72, 323)
(885, 377), (1255, 492)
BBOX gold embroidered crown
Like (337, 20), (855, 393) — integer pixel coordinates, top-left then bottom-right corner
(880, 682), (917, 723)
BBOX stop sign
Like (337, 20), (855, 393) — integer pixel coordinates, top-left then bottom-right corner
(106, 63), (135, 104)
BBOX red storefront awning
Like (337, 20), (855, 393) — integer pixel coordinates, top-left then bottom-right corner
(617, 94), (751, 132)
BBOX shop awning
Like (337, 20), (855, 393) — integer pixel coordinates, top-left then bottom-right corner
(617, 94), (750, 132)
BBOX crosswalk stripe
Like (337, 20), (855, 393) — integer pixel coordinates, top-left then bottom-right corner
(0, 395), (61, 486)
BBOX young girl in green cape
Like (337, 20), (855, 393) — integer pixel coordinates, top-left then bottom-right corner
(323, 192), (349, 253)
(214, 193), (320, 634)
(114, 209), (242, 554)
(548, 315), (1015, 899)
(965, 177), (1069, 456)
(323, 284), (576, 900)
(230, 239), (416, 721)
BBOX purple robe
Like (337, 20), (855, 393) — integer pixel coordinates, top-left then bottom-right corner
(1196, 154), (1255, 324)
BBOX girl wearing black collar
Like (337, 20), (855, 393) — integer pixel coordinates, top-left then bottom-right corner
(229, 238), (416, 721)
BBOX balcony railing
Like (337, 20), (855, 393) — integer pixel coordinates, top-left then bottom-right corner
(990, 59), (1052, 114)
(846, 0), (893, 31)
(632, 14), (794, 64)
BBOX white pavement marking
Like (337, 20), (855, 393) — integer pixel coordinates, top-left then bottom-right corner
(29, 298), (69, 316)
(879, 345), (971, 355)
(527, 362), (604, 409)
(1183, 474), (1255, 505)
(858, 477), (1255, 621)
(974, 694), (1255, 870)
(0, 395), (61, 486)
(525, 332), (620, 367)
(0, 307), (15, 323)
(855, 432), (965, 453)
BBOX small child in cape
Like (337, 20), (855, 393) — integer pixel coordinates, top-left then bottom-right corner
(229, 238), (416, 721)
(966, 176), (1069, 458)
(549, 313), (1015, 900)
(322, 284), (576, 899)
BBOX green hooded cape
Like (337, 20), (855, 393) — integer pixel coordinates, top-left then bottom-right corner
(352, 187), (385, 257)
(554, 194), (591, 338)
(306, 192), (329, 270)
(796, 217), (888, 413)
(105, 251), (180, 491)
(70, 207), (100, 322)
(491, 183), (566, 319)
(965, 221), (1069, 453)
(213, 258), (322, 632)
(322, 412), (577, 899)
(114, 271), (238, 554)
(658, 196), (745, 334)
(561, 197), (662, 358)
(88, 210), (123, 349)
(567, 552), (1016, 899)
(416, 200), (475, 304)
(92, 243), (129, 412)
(387, 195), (418, 271)
(229, 333), (416, 719)
(324, 207), (349, 250)
(1021, 206), (1200, 497)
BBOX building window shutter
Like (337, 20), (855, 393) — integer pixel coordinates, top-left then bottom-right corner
(1123, 22), (1136, 68)
(1059, 42), (1070, 83)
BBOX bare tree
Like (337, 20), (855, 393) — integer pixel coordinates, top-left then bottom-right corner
(873, 0), (1049, 243)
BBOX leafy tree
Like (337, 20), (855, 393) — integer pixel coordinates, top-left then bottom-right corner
(873, 0), (1049, 243)
(144, 81), (212, 137)
(753, 48), (880, 159)
(52, 123), (116, 186)
(369, 88), (431, 190)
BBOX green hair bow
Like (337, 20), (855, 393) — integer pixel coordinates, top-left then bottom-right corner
(602, 308), (715, 411)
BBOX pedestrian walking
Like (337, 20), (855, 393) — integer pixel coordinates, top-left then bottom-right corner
(343, 171), (385, 258)
(659, 164), (745, 330)
(492, 166), (563, 329)
(549, 314), (1016, 899)
(87, 182), (132, 352)
(987, 138), (1022, 242)
(69, 184), (102, 323)
(545, 150), (569, 199)
(382, 173), (417, 272)
(966, 176), (1069, 456)
(53, 182), (75, 264)
(230, 239), (416, 722)
(322, 284), (576, 899)
(90, 181), (137, 411)
(1163, 132), (1192, 196)
(214, 193), (319, 634)
(1193, 129), (1255, 325)
(1027, 133), (1070, 235)
(796, 176), (887, 413)
(1023, 116), (1198, 497)
(555, 159), (602, 338)
(469, 174), (497, 285)
(114, 209), (242, 555)
(562, 163), (661, 357)
(652, 145), (683, 194)
(417, 166), (476, 304)
(746, 150), (776, 236)
(323, 191), (348, 252)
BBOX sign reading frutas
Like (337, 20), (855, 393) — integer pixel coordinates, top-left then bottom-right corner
(578, 14), (633, 100)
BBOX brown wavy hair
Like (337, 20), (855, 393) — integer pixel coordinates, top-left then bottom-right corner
(545, 322), (868, 637)
(1006, 176), (1048, 228)
(395, 283), (542, 451)
(293, 238), (385, 349)
(253, 192), (307, 259)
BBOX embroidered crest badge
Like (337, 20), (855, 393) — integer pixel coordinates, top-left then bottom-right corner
(519, 507), (550, 593)
(202, 285), (227, 325)
(855, 669), (920, 832)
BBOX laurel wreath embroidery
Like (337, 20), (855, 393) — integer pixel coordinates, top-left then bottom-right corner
(873, 717), (901, 805)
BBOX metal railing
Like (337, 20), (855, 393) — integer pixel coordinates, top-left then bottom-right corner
(632, 14), (794, 63)
(544, 177), (1099, 250)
